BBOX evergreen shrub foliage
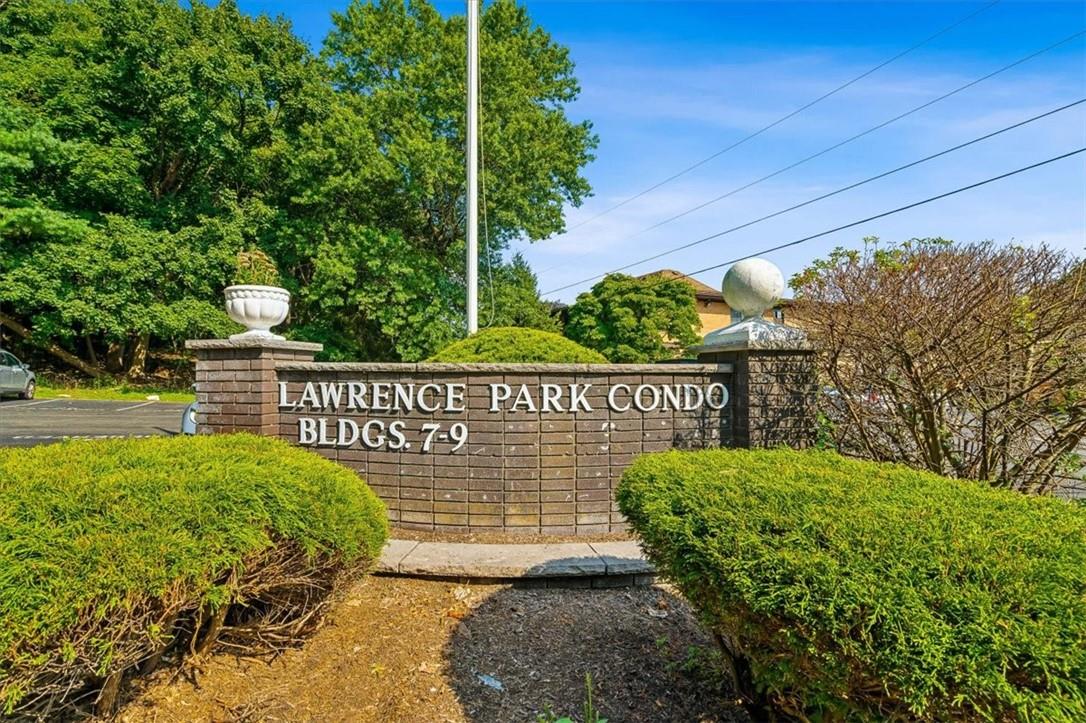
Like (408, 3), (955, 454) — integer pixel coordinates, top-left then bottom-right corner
(0, 435), (387, 716)
(427, 327), (608, 364)
(618, 448), (1086, 722)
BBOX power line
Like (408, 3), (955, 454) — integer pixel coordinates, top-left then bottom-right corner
(539, 98), (1085, 291)
(682, 149), (1086, 280)
(636, 30), (1085, 236)
(538, 27), (1086, 278)
(557, 0), (1004, 236)
(543, 148), (1086, 296)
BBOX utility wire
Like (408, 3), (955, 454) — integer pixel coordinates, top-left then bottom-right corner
(543, 147), (1086, 296)
(680, 149), (1086, 280)
(539, 98), (1084, 290)
(539, 27), (1085, 276)
(635, 30), (1085, 236)
(558, 0), (1004, 235)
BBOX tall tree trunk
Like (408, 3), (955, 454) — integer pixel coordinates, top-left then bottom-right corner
(84, 336), (98, 367)
(0, 311), (105, 378)
(105, 340), (126, 374)
(126, 333), (149, 380)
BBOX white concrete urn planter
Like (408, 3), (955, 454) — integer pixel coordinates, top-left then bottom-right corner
(224, 285), (290, 340)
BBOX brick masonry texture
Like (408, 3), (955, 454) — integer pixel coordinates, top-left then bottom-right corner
(697, 349), (819, 449)
(188, 340), (817, 535)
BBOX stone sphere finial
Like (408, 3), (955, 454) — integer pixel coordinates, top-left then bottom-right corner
(722, 258), (785, 320)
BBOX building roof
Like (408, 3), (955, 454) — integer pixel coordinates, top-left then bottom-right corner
(638, 269), (723, 301)
(639, 269), (794, 306)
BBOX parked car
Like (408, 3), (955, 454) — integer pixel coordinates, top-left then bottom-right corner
(0, 350), (36, 399)
(181, 386), (197, 434)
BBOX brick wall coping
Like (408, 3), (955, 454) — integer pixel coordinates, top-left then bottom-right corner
(692, 339), (815, 353)
(186, 338), (324, 352)
(275, 361), (735, 374)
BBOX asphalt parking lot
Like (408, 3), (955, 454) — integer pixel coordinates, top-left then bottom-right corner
(0, 398), (189, 447)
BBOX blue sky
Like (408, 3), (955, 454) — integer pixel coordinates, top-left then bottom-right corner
(237, 0), (1086, 303)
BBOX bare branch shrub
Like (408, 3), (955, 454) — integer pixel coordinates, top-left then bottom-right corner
(9, 542), (366, 720)
(792, 238), (1085, 493)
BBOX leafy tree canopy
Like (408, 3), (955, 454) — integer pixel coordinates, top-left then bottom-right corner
(480, 253), (560, 333)
(0, 0), (327, 375)
(256, 0), (596, 361)
(563, 273), (701, 363)
(0, 0), (596, 375)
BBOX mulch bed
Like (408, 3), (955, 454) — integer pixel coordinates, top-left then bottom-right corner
(119, 576), (748, 722)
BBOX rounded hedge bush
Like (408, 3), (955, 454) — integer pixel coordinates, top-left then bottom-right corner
(0, 435), (387, 717)
(618, 448), (1086, 722)
(427, 327), (608, 364)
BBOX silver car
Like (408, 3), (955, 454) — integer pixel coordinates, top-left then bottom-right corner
(181, 385), (197, 434)
(0, 350), (36, 399)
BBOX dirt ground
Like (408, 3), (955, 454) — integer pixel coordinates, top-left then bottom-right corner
(119, 576), (749, 723)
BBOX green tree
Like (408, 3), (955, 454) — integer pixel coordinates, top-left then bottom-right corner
(321, 0), (594, 248)
(0, 0), (327, 376)
(271, 0), (596, 360)
(481, 253), (560, 332)
(564, 273), (701, 363)
(0, 0), (595, 373)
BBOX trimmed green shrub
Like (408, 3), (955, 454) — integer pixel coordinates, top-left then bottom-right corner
(0, 435), (387, 717)
(618, 448), (1086, 722)
(427, 326), (608, 363)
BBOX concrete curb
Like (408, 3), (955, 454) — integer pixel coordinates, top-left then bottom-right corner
(376, 539), (655, 585)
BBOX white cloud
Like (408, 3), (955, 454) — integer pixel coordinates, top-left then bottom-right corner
(524, 37), (1085, 301)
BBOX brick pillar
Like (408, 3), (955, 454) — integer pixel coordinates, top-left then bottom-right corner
(185, 338), (322, 436)
(696, 329), (818, 450)
(697, 348), (817, 448)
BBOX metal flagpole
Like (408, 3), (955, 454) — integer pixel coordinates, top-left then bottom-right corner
(465, 0), (480, 335)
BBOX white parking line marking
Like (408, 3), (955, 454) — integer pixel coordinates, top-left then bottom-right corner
(115, 401), (156, 412)
(4, 398), (61, 408)
(3, 434), (156, 441)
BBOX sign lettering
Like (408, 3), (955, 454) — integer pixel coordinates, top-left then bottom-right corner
(279, 380), (728, 452)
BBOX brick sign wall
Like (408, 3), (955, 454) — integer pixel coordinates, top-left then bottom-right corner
(188, 339), (815, 536)
(276, 364), (732, 534)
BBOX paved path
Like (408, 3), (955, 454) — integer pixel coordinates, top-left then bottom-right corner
(0, 398), (188, 447)
(378, 539), (653, 584)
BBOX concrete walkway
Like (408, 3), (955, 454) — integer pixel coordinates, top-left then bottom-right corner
(378, 539), (654, 584)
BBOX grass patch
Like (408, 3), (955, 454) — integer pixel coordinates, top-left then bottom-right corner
(36, 385), (195, 402)
(0, 435), (387, 717)
(619, 448), (1086, 722)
